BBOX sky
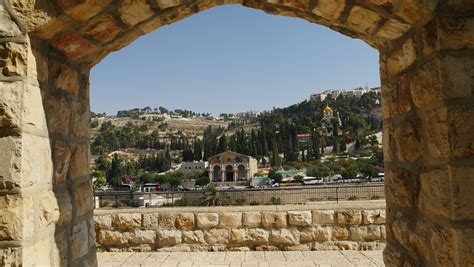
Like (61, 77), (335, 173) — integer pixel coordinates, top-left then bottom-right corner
(90, 4), (380, 116)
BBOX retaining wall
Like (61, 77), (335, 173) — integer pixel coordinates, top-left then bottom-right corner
(94, 201), (386, 252)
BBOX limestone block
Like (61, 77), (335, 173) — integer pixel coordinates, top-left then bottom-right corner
(156, 0), (183, 9)
(449, 167), (474, 220)
(336, 210), (362, 225)
(243, 212), (262, 227)
(0, 4), (21, 37)
(157, 229), (182, 246)
(22, 238), (53, 266)
(312, 210), (334, 225)
(285, 243), (312, 251)
(182, 230), (205, 244)
(448, 105), (474, 158)
(331, 226), (349, 240)
(386, 38), (417, 75)
(143, 214), (158, 228)
(269, 228), (299, 245)
(196, 213), (218, 228)
(262, 212), (287, 229)
(395, 0), (437, 24)
(70, 144), (89, 179)
(44, 95), (71, 136)
(112, 213), (141, 231)
(52, 32), (98, 61)
(346, 7), (382, 35)
(362, 210), (386, 224)
(51, 61), (79, 95)
(219, 212), (242, 228)
(230, 229), (269, 245)
(98, 230), (131, 247)
(38, 191), (60, 227)
(55, 189), (72, 227)
(288, 211), (312, 226)
(440, 55), (474, 99)
(71, 100), (90, 138)
(204, 229), (229, 244)
(119, 0), (154, 26)
(431, 226), (457, 266)
(0, 136), (21, 190)
(376, 19), (411, 40)
(384, 169), (414, 208)
(130, 230), (156, 245)
(439, 17), (474, 50)
(21, 134), (53, 187)
(74, 181), (94, 217)
(394, 120), (422, 163)
(52, 140), (71, 183)
(0, 42), (27, 76)
(300, 226), (332, 242)
(410, 59), (442, 108)
(84, 14), (121, 42)
(60, 0), (112, 21)
(0, 81), (22, 130)
(158, 213), (176, 229)
(278, 0), (310, 11)
(0, 248), (21, 266)
(72, 221), (89, 259)
(312, 0), (345, 21)
(0, 194), (34, 241)
(418, 168), (452, 219)
(176, 213), (194, 230)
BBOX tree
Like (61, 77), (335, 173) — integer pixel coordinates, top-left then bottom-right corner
(268, 169), (283, 184)
(200, 183), (230, 206)
(294, 175), (304, 183)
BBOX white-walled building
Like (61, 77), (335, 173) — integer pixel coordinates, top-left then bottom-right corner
(179, 161), (209, 173)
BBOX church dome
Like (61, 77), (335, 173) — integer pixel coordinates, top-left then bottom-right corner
(324, 105), (333, 114)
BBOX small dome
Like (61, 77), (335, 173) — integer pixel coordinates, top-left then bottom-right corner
(324, 105), (333, 114)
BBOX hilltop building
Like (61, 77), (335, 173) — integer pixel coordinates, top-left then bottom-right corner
(310, 86), (381, 101)
(208, 151), (258, 183)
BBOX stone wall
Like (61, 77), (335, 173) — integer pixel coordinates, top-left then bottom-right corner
(94, 202), (386, 252)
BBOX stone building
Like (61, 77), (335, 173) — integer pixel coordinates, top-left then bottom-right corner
(320, 105), (342, 137)
(208, 151), (258, 183)
(0, 0), (472, 266)
(179, 161), (208, 173)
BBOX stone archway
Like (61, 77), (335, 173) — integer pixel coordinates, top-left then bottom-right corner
(0, 0), (472, 266)
(238, 164), (247, 180)
(225, 165), (235, 182)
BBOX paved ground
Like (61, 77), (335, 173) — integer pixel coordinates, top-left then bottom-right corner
(98, 251), (384, 267)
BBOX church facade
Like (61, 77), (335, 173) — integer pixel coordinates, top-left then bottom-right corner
(320, 105), (342, 137)
(208, 151), (258, 183)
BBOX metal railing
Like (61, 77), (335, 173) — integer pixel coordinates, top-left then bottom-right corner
(93, 183), (385, 209)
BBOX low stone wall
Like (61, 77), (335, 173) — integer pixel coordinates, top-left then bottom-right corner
(94, 201), (386, 252)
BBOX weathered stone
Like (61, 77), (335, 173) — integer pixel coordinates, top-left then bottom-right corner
(38, 191), (60, 227)
(71, 100), (90, 138)
(255, 245), (280, 251)
(418, 168), (452, 219)
(0, 194), (34, 241)
(449, 167), (474, 220)
(331, 226), (349, 240)
(98, 230), (130, 247)
(230, 228), (269, 245)
(219, 212), (242, 228)
(448, 105), (474, 158)
(0, 42), (27, 76)
(362, 210), (386, 224)
(175, 213), (194, 230)
(394, 120), (422, 162)
(262, 212), (287, 229)
(119, 0), (154, 26)
(156, 0), (183, 9)
(204, 229), (229, 244)
(243, 212), (261, 228)
(72, 221), (89, 259)
(158, 213), (176, 229)
(288, 211), (312, 226)
(336, 210), (362, 225)
(0, 4), (21, 37)
(0, 81), (22, 130)
(300, 226), (331, 242)
(275, 0), (310, 11)
(74, 181), (94, 217)
(350, 226), (381, 241)
(440, 55), (474, 99)
(431, 226), (457, 266)
(130, 230), (156, 245)
(52, 140), (71, 183)
(60, 0), (112, 21)
(70, 144), (89, 179)
(196, 213), (218, 228)
(269, 228), (299, 245)
(376, 19), (411, 40)
(346, 7), (382, 35)
(94, 215), (112, 229)
(51, 61), (79, 95)
(312, 0), (345, 21)
(386, 38), (417, 75)
(84, 14), (121, 42)
(312, 210), (334, 225)
(44, 95), (70, 135)
(384, 169), (415, 208)
(410, 59), (442, 108)
(142, 214), (158, 228)
(112, 213), (141, 231)
(182, 230), (205, 244)
(395, 0), (438, 24)
(285, 243), (312, 251)
(157, 229), (182, 246)
(52, 32), (97, 60)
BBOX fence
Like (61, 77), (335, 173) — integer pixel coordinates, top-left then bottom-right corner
(94, 184), (385, 209)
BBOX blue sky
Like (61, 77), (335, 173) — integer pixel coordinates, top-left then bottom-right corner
(90, 4), (379, 115)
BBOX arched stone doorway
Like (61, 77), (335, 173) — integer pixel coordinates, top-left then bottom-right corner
(213, 165), (222, 182)
(225, 165), (235, 182)
(238, 165), (247, 180)
(0, 0), (472, 266)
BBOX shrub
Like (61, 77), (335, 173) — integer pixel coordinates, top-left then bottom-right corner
(234, 198), (246, 206)
(249, 201), (260, 206)
(270, 197), (281, 205)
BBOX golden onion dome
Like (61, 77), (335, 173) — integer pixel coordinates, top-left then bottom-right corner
(324, 105), (333, 114)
